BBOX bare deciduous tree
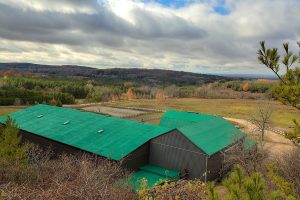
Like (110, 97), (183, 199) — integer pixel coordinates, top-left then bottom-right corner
(221, 139), (266, 176)
(251, 103), (273, 143)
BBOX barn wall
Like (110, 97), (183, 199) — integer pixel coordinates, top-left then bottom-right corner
(20, 129), (86, 156)
(207, 152), (223, 180)
(19, 128), (150, 171)
(207, 138), (245, 181)
(149, 130), (208, 179)
(122, 142), (150, 171)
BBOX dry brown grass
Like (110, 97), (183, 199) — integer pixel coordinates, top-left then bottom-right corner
(139, 179), (207, 200)
(105, 98), (300, 130)
(255, 79), (278, 83)
(0, 108), (20, 116)
(276, 148), (300, 196)
(0, 149), (137, 200)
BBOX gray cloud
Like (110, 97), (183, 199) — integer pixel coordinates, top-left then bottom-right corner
(0, 1), (206, 45)
(0, 0), (299, 74)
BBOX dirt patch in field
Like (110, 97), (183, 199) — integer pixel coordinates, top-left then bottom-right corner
(81, 106), (148, 118)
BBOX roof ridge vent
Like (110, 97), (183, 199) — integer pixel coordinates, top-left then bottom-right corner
(63, 121), (70, 125)
(37, 115), (43, 118)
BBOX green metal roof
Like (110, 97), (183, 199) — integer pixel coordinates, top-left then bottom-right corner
(129, 165), (180, 191)
(160, 110), (245, 156)
(0, 104), (171, 160)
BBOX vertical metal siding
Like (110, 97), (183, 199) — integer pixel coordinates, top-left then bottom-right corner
(149, 130), (207, 179)
(20, 129), (87, 156)
(20, 129), (150, 171)
(207, 152), (223, 180)
(122, 142), (150, 170)
(207, 139), (244, 180)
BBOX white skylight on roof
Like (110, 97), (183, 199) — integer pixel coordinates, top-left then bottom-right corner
(63, 121), (70, 125)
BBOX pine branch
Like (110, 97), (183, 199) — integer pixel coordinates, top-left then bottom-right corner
(257, 41), (286, 84)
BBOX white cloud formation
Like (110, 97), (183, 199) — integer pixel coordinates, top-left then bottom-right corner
(0, 0), (299, 74)
(0, 0), (98, 14)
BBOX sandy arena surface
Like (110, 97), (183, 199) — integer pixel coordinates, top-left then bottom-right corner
(81, 106), (147, 118)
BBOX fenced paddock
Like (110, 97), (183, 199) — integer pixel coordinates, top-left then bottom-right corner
(81, 106), (148, 118)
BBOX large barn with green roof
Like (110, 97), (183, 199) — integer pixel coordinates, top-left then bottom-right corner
(0, 104), (253, 186)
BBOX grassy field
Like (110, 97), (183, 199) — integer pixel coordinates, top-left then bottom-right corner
(105, 98), (300, 130)
(0, 107), (20, 116)
(1, 98), (299, 130)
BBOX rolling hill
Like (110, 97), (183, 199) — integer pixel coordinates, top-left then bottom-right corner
(0, 63), (231, 86)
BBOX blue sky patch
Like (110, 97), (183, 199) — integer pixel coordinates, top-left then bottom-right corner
(147, 0), (188, 8)
(213, 5), (230, 15)
(146, 0), (231, 15)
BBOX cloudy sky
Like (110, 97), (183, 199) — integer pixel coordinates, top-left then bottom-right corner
(0, 0), (299, 75)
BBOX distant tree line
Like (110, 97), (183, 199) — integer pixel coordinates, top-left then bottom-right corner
(0, 77), (76, 106)
(0, 75), (277, 106)
(223, 80), (275, 93)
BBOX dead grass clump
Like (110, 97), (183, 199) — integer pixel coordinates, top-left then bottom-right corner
(0, 148), (137, 200)
(276, 148), (300, 196)
(138, 179), (207, 200)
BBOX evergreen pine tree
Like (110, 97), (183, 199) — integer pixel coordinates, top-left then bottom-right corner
(0, 117), (28, 164)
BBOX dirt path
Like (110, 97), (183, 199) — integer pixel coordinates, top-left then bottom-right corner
(224, 117), (296, 157)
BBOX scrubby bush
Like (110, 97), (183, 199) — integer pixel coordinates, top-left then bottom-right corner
(285, 119), (300, 143)
(138, 179), (207, 199)
(1, 153), (137, 200)
(0, 120), (136, 199)
(277, 148), (300, 196)
(209, 164), (298, 200)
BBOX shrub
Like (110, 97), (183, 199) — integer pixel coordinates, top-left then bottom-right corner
(0, 153), (137, 200)
(212, 165), (298, 200)
(0, 117), (28, 164)
(285, 119), (300, 143)
(277, 148), (300, 196)
(242, 83), (249, 92)
(138, 179), (207, 199)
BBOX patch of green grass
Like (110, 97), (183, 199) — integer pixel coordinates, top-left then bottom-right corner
(106, 98), (300, 130)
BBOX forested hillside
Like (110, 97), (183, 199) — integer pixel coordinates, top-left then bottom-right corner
(0, 63), (277, 106)
(0, 63), (230, 86)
